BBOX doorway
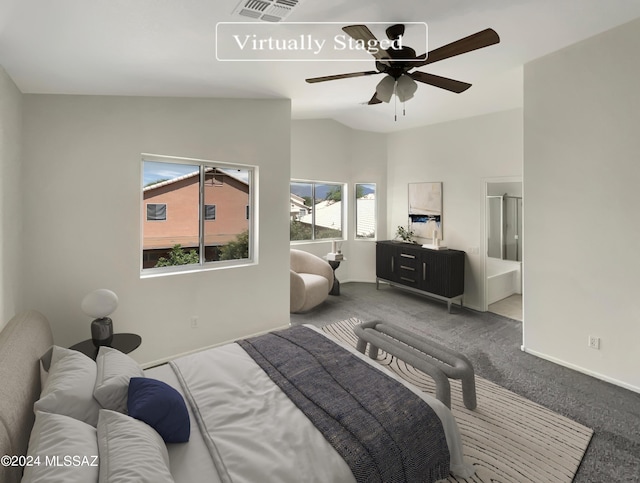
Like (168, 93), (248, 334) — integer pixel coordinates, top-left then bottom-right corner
(485, 179), (523, 321)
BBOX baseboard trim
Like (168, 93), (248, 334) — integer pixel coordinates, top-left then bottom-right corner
(521, 345), (640, 395)
(141, 323), (290, 369)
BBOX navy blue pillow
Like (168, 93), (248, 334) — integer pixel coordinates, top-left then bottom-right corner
(127, 377), (190, 443)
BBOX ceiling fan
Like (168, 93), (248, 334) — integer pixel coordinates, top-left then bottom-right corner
(305, 24), (500, 105)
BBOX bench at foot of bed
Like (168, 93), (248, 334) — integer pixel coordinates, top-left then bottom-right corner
(354, 320), (477, 410)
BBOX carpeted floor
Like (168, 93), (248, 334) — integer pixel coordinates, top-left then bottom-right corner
(324, 317), (592, 483)
(290, 282), (640, 483)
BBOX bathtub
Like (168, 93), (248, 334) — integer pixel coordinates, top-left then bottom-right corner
(487, 258), (522, 305)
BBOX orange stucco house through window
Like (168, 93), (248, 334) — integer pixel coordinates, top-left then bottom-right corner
(142, 168), (249, 268)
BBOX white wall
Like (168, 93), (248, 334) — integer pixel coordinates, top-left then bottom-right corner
(386, 109), (524, 310)
(487, 181), (522, 197)
(347, 129), (388, 282)
(523, 18), (640, 392)
(21, 95), (292, 365)
(290, 120), (387, 283)
(0, 66), (23, 327)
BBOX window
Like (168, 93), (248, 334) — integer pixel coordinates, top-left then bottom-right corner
(204, 205), (216, 221)
(146, 203), (167, 221)
(355, 183), (376, 239)
(142, 156), (254, 273)
(290, 180), (344, 241)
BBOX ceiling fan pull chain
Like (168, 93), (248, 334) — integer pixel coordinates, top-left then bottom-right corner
(394, 81), (398, 122)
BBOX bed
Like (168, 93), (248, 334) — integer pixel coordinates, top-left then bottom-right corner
(0, 310), (474, 482)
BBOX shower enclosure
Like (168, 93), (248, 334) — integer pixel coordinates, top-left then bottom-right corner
(487, 195), (522, 262)
(485, 181), (523, 316)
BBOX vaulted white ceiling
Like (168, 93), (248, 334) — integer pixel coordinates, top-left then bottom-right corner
(1, 0), (639, 132)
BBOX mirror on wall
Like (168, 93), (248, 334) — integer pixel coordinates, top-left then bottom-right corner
(408, 182), (442, 240)
(487, 182), (522, 261)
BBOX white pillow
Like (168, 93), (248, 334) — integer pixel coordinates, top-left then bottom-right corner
(94, 346), (144, 413)
(35, 346), (101, 426)
(21, 411), (99, 483)
(97, 409), (175, 483)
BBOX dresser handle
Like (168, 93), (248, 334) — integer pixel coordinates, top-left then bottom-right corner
(423, 262), (426, 280)
(400, 253), (416, 259)
(391, 257), (394, 272)
(400, 277), (416, 283)
(400, 265), (415, 271)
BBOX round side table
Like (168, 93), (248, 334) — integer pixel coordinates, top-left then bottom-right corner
(327, 259), (345, 295)
(69, 333), (142, 360)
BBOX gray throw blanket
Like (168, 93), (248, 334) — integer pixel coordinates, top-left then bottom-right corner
(238, 325), (450, 483)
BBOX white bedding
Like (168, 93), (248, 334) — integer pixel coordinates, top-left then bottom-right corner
(148, 325), (474, 482)
(145, 363), (222, 483)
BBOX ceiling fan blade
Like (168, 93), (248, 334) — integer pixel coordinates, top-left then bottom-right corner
(413, 28), (500, 67)
(410, 71), (472, 93)
(342, 25), (390, 61)
(404, 52), (427, 67)
(368, 92), (382, 105)
(305, 71), (379, 84)
(342, 24), (377, 43)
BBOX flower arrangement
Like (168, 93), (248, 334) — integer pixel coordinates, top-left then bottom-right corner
(395, 226), (415, 243)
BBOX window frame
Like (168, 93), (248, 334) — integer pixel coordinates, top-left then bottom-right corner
(141, 154), (257, 277)
(290, 179), (346, 243)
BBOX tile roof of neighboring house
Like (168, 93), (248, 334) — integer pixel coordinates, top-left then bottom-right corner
(143, 167), (248, 192)
(144, 170), (199, 192)
(297, 197), (376, 237)
(355, 198), (376, 238)
(299, 200), (341, 231)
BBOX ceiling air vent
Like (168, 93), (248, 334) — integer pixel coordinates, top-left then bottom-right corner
(232, 0), (306, 22)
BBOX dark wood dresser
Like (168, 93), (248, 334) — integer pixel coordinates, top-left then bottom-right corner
(376, 240), (465, 312)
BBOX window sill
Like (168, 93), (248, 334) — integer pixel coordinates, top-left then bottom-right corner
(140, 259), (256, 279)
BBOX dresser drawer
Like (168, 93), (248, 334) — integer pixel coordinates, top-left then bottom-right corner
(398, 252), (419, 284)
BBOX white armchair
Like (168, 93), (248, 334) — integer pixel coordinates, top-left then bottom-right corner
(290, 249), (334, 313)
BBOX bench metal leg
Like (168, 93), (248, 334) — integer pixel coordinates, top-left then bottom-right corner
(460, 372), (477, 410)
(355, 338), (367, 354)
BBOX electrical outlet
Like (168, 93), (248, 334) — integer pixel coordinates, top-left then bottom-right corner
(588, 336), (600, 350)
(190, 316), (198, 329)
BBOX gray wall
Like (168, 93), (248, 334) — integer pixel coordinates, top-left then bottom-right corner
(20, 95), (292, 365)
(290, 111), (525, 310)
(386, 109), (524, 310)
(0, 66), (23, 327)
(290, 119), (387, 284)
(523, 17), (640, 392)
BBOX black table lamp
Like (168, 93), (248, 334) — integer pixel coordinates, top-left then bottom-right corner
(81, 289), (118, 347)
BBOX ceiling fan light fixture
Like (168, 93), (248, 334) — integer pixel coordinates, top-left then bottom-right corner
(375, 75), (396, 103)
(396, 74), (418, 102)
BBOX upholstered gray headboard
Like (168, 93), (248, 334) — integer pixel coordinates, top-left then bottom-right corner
(0, 310), (53, 483)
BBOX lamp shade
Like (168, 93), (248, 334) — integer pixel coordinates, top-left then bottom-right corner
(396, 74), (418, 103)
(375, 75), (396, 103)
(81, 289), (118, 319)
